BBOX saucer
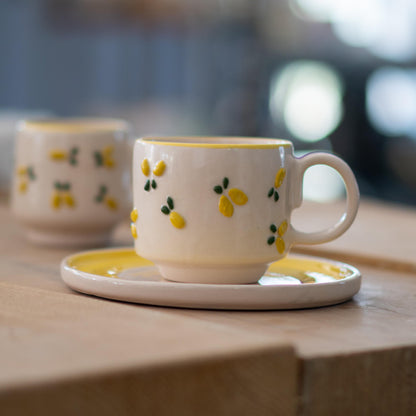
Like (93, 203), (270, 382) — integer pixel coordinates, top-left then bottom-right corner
(61, 248), (361, 310)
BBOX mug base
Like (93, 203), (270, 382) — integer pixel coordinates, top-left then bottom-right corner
(156, 262), (269, 285)
(24, 227), (113, 248)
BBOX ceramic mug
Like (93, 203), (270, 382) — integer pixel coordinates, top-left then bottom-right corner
(131, 137), (359, 284)
(11, 118), (131, 247)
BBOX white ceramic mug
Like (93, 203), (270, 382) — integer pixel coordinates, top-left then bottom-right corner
(131, 137), (359, 284)
(11, 118), (131, 247)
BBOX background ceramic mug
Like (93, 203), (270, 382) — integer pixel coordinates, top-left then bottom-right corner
(11, 118), (131, 247)
(132, 137), (359, 284)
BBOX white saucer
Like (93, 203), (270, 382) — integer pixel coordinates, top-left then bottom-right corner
(61, 248), (361, 310)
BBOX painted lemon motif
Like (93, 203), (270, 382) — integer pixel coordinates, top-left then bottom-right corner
(268, 168), (286, 202)
(106, 197), (117, 210)
(95, 185), (118, 211)
(228, 188), (248, 206)
(169, 211), (186, 229)
(153, 160), (166, 177)
(267, 219), (288, 254)
(130, 208), (138, 222)
(51, 182), (75, 210)
(214, 178), (248, 217)
(274, 168), (286, 188)
(19, 181), (28, 193)
(94, 146), (114, 168)
(17, 166), (27, 176)
(278, 220), (288, 237)
(52, 193), (62, 209)
(141, 159), (166, 191)
(130, 208), (138, 239)
(102, 146), (115, 168)
(131, 223), (138, 239)
(50, 147), (78, 165)
(161, 196), (186, 229)
(219, 195), (234, 217)
(275, 237), (285, 254)
(17, 166), (36, 194)
(104, 159), (114, 168)
(141, 158), (150, 176)
(64, 193), (75, 207)
(50, 150), (67, 160)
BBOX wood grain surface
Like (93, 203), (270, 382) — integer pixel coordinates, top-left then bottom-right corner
(291, 198), (416, 269)
(1, 198), (416, 415)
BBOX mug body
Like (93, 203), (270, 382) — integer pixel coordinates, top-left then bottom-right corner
(11, 118), (131, 247)
(132, 137), (300, 284)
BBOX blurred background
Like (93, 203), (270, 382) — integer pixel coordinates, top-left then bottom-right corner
(1, 0), (416, 205)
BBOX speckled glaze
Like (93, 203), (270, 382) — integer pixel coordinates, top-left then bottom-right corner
(131, 137), (359, 284)
(11, 118), (131, 247)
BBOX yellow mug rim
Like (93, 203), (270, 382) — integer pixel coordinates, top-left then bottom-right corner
(19, 118), (129, 133)
(138, 136), (292, 149)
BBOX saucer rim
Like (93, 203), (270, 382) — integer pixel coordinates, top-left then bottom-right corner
(60, 247), (361, 310)
(61, 246), (361, 289)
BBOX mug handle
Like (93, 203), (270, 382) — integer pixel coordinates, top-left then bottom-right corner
(291, 152), (360, 245)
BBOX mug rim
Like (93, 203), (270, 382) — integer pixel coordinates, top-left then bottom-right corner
(138, 136), (292, 149)
(19, 118), (130, 133)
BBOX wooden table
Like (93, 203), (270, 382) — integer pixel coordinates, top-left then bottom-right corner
(1, 197), (416, 416)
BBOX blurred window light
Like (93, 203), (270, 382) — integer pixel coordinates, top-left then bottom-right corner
(366, 67), (416, 138)
(292, 0), (416, 62)
(290, 0), (334, 22)
(269, 61), (343, 143)
(367, 3), (416, 62)
(332, 0), (416, 61)
(330, 0), (385, 48)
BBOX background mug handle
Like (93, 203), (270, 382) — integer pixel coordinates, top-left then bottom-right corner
(291, 152), (360, 245)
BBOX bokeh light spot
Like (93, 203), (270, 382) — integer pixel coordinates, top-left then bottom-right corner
(270, 61), (343, 142)
(293, 0), (416, 62)
(366, 67), (416, 138)
(290, 0), (334, 22)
